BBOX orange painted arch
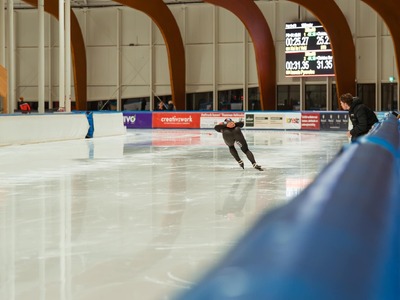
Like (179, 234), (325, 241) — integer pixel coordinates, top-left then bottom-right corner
(115, 0), (186, 110)
(204, 0), (276, 110)
(0, 65), (8, 113)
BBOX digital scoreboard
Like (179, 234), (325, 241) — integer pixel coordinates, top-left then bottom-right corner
(285, 21), (334, 77)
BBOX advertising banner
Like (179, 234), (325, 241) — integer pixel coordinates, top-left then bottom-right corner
(245, 114), (254, 127)
(320, 112), (348, 131)
(200, 112), (244, 128)
(254, 114), (269, 128)
(301, 113), (320, 130)
(284, 113), (301, 130)
(245, 113), (285, 129)
(153, 112), (200, 128)
(123, 112), (152, 128)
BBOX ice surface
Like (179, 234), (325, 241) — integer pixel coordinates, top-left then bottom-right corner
(0, 129), (348, 300)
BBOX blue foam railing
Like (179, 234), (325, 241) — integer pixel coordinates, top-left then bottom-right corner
(176, 114), (400, 300)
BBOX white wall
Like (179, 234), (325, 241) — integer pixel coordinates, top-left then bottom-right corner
(0, 112), (126, 146)
(5, 1), (398, 107)
(0, 113), (88, 146)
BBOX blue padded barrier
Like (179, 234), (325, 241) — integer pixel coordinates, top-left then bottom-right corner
(176, 114), (400, 300)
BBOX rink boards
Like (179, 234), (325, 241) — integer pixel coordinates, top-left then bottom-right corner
(123, 111), (386, 131)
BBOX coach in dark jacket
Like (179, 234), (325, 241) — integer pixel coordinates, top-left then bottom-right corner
(339, 93), (379, 142)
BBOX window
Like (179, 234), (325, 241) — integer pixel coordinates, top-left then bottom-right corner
(87, 100), (116, 111)
(123, 97), (149, 111)
(186, 92), (213, 111)
(305, 85), (326, 110)
(357, 84), (376, 110)
(381, 83), (398, 111)
(248, 87), (261, 111)
(277, 85), (300, 111)
(218, 89), (243, 111)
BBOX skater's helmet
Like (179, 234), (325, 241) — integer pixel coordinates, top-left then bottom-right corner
(224, 118), (233, 123)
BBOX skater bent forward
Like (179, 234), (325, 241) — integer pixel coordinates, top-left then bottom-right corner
(214, 118), (263, 171)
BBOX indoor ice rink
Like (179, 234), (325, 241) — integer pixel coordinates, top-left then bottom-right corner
(0, 128), (349, 300)
(1, 0), (399, 299)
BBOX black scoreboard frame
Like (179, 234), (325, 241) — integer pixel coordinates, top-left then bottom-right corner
(285, 21), (335, 78)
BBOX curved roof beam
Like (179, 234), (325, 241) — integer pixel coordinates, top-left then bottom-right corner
(114, 0), (186, 110)
(288, 0), (356, 106)
(361, 0), (400, 86)
(23, 0), (87, 110)
(204, 0), (276, 110)
(0, 65), (8, 113)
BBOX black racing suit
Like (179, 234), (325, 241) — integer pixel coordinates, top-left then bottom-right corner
(349, 98), (379, 142)
(214, 121), (256, 165)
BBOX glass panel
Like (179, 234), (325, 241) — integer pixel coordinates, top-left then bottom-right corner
(87, 100), (117, 111)
(305, 85), (326, 110)
(154, 95), (171, 111)
(381, 83), (398, 111)
(42, 101), (74, 112)
(331, 84), (339, 110)
(248, 87), (261, 111)
(218, 89), (243, 111)
(186, 92), (213, 111)
(357, 84), (376, 110)
(122, 97), (150, 111)
(277, 85), (300, 111)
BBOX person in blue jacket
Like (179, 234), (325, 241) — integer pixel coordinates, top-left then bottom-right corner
(214, 118), (263, 171)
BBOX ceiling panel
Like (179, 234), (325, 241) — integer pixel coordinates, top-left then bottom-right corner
(8, 0), (205, 9)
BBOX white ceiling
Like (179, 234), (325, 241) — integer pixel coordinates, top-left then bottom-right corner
(9, 0), (205, 9)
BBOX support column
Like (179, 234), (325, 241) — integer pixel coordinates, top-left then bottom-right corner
(117, 8), (121, 111)
(38, 0), (45, 113)
(48, 17), (52, 109)
(376, 16), (382, 111)
(213, 6), (218, 111)
(7, 0), (15, 114)
(326, 77), (332, 110)
(59, 0), (65, 111)
(243, 28), (248, 111)
(149, 21), (154, 110)
(65, 0), (71, 112)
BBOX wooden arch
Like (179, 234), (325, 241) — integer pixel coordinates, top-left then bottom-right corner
(23, 0), (87, 110)
(115, 0), (186, 110)
(361, 0), (400, 85)
(288, 0), (356, 107)
(0, 65), (7, 113)
(204, 0), (276, 110)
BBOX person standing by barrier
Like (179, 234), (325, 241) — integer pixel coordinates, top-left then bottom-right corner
(339, 93), (379, 142)
(167, 100), (176, 111)
(157, 100), (167, 111)
(18, 97), (31, 114)
(214, 118), (263, 171)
